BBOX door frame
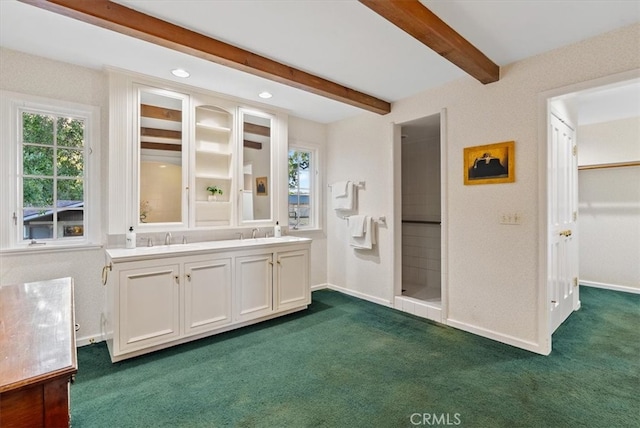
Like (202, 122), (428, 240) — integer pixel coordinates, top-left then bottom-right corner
(391, 108), (449, 321)
(536, 69), (639, 355)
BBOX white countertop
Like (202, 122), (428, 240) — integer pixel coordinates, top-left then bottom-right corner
(106, 235), (311, 263)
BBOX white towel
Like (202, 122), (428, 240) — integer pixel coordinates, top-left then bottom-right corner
(349, 216), (376, 249)
(331, 181), (349, 197)
(331, 181), (354, 211)
(348, 215), (366, 237)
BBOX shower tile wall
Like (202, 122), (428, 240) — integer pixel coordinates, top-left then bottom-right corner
(402, 223), (441, 288)
(402, 137), (441, 290)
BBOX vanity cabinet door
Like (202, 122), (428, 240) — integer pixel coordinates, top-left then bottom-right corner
(235, 253), (274, 322)
(184, 257), (232, 336)
(118, 263), (181, 353)
(275, 249), (310, 311)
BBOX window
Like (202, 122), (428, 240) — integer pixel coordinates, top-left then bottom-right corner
(288, 146), (318, 230)
(1, 91), (100, 250)
(21, 111), (86, 241)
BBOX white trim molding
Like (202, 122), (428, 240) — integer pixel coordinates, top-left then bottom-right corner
(581, 281), (640, 295)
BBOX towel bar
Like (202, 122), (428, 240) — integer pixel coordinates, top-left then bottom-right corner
(341, 215), (386, 225)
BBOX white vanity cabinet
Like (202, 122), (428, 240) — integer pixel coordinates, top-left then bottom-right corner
(235, 252), (274, 322)
(118, 261), (181, 354)
(104, 237), (311, 362)
(275, 249), (310, 311)
(183, 257), (233, 336)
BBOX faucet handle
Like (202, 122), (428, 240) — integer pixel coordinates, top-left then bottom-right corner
(236, 232), (244, 241)
(147, 237), (153, 247)
(182, 235), (187, 244)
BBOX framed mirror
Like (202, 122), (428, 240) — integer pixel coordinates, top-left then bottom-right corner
(137, 86), (188, 227)
(240, 110), (272, 223)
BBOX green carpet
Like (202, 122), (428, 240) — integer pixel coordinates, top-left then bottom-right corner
(72, 287), (640, 427)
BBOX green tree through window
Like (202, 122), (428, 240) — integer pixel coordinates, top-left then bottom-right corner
(21, 111), (85, 240)
(288, 149), (311, 229)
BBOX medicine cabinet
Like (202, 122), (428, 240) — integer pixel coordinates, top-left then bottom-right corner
(107, 72), (287, 235)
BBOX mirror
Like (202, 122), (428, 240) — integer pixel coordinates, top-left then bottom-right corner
(241, 112), (272, 221)
(138, 88), (185, 224)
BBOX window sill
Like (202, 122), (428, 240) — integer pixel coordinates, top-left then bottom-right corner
(287, 227), (323, 235)
(0, 243), (104, 256)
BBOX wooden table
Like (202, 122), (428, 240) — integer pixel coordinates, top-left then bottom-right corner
(0, 277), (77, 428)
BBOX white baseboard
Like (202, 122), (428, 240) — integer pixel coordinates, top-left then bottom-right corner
(311, 283), (329, 292)
(446, 318), (547, 355)
(581, 280), (640, 294)
(326, 283), (393, 308)
(76, 334), (104, 347)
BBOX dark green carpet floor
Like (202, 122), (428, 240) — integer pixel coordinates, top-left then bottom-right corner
(72, 287), (640, 427)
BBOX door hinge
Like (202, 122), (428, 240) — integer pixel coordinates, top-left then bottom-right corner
(573, 277), (578, 287)
(12, 212), (17, 225)
(572, 145), (577, 156)
(573, 211), (577, 221)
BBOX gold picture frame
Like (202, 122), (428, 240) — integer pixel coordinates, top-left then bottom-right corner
(256, 176), (268, 196)
(464, 141), (515, 185)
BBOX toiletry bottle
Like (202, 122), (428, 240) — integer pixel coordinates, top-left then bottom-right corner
(126, 226), (136, 249)
(274, 221), (282, 238)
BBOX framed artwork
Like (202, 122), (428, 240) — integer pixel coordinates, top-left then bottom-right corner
(256, 176), (268, 196)
(464, 141), (515, 185)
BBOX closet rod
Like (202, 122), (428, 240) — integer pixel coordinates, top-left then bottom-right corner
(578, 161), (640, 171)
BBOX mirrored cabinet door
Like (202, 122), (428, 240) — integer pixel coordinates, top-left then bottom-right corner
(137, 86), (189, 228)
(239, 109), (273, 224)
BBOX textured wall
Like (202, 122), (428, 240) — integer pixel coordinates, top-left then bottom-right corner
(288, 115), (328, 288)
(0, 47), (109, 344)
(578, 116), (640, 290)
(326, 23), (640, 351)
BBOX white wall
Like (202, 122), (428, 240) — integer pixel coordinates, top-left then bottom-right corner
(0, 47), (108, 344)
(288, 116), (328, 288)
(326, 24), (640, 352)
(0, 47), (329, 345)
(578, 116), (640, 291)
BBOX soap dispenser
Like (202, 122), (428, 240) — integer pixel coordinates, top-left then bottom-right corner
(274, 221), (282, 238)
(125, 226), (136, 249)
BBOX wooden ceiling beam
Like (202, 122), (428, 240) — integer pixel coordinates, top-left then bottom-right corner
(359, 0), (499, 84)
(141, 142), (182, 152)
(140, 127), (181, 140)
(244, 123), (270, 137)
(20, 0), (391, 115)
(141, 104), (182, 122)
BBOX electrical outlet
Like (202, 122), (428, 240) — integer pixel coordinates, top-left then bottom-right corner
(500, 212), (522, 225)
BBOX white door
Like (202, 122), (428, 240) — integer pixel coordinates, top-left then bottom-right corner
(548, 112), (579, 333)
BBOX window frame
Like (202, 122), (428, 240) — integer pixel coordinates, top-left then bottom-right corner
(0, 91), (101, 252)
(287, 141), (321, 232)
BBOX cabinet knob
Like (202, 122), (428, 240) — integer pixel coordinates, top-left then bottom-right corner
(174, 275), (179, 284)
(186, 273), (191, 281)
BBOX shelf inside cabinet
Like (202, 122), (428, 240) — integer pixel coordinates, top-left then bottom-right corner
(195, 122), (231, 133)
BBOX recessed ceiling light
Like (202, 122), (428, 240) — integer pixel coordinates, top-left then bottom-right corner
(258, 91), (273, 99)
(171, 68), (190, 78)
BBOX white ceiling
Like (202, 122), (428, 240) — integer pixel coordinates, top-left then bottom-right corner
(1, 0), (639, 123)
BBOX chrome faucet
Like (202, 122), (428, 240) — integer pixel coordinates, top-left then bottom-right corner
(164, 232), (172, 245)
(251, 228), (259, 239)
